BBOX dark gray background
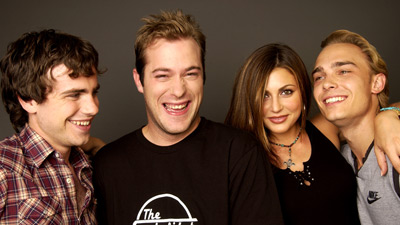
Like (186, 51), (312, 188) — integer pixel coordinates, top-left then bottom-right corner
(1, 0), (399, 143)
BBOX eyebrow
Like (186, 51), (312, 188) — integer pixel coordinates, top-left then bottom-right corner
(311, 61), (357, 76)
(311, 67), (322, 76)
(186, 66), (202, 72)
(61, 84), (100, 96)
(279, 84), (296, 91)
(152, 68), (170, 73)
(151, 66), (202, 74)
(265, 84), (296, 94)
(333, 61), (357, 68)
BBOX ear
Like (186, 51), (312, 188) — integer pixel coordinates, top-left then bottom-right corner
(17, 96), (38, 114)
(133, 68), (144, 94)
(371, 73), (386, 94)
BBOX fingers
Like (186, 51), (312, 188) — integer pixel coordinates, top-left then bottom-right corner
(374, 146), (388, 176)
(386, 147), (400, 174)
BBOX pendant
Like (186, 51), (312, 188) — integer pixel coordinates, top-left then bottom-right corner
(284, 158), (295, 169)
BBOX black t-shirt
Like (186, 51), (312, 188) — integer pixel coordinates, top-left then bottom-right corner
(273, 121), (360, 225)
(93, 118), (283, 225)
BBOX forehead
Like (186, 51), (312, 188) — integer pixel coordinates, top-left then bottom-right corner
(49, 64), (71, 79)
(144, 38), (201, 64)
(265, 67), (297, 89)
(47, 64), (97, 92)
(315, 43), (369, 68)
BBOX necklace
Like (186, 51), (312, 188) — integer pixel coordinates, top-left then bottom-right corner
(270, 128), (302, 169)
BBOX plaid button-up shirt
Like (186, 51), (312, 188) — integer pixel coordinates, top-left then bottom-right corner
(0, 125), (97, 224)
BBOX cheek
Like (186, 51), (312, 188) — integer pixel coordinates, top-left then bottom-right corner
(313, 85), (320, 97)
(288, 102), (301, 113)
(261, 101), (272, 127)
(313, 80), (325, 94)
(190, 80), (204, 93)
(262, 100), (269, 118)
(144, 85), (164, 101)
(286, 96), (302, 114)
(94, 96), (100, 107)
(60, 103), (78, 118)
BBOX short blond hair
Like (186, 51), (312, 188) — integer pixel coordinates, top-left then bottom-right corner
(321, 29), (389, 108)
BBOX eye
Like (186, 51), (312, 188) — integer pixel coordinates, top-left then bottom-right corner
(281, 89), (293, 96)
(155, 74), (168, 79)
(313, 74), (324, 82)
(339, 70), (350, 75)
(68, 92), (81, 99)
(93, 89), (99, 96)
(263, 93), (270, 100)
(185, 72), (200, 80)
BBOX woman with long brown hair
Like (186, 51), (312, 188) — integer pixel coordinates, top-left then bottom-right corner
(225, 43), (360, 224)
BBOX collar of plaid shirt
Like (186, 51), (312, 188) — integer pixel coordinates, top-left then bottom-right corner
(0, 125), (97, 224)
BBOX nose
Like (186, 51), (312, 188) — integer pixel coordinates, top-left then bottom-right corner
(83, 95), (99, 116)
(170, 76), (186, 98)
(271, 96), (283, 113)
(322, 75), (338, 91)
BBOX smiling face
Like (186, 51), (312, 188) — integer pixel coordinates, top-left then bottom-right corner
(263, 67), (302, 136)
(133, 38), (203, 145)
(312, 43), (377, 128)
(27, 64), (99, 152)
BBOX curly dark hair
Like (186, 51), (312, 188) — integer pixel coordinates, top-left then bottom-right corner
(0, 29), (102, 132)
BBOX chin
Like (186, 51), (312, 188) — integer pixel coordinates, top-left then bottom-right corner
(267, 126), (290, 135)
(165, 126), (191, 135)
(74, 137), (90, 147)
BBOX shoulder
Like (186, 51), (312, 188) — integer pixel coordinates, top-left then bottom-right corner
(200, 119), (259, 146)
(198, 119), (263, 163)
(309, 114), (340, 149)
(306, 120), (325, 139)
(0, 134), (21, 151)
(200, 118), (254, 137)
(308, 118), (340, 149)
(340, 144), (354, 165)
(93, 129), (140, 163)
(0, 135), (25, 170)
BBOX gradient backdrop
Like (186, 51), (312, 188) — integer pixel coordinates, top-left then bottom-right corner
(1, 0), (399, 143)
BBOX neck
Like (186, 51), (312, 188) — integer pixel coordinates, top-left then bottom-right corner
(143, 117), (201, 146)
(28, 123), (71, 162)
(339, 113), (375, 165)
(270, 124), (301, 145)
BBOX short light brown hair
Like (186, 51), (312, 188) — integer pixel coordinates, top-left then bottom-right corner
(134, 10), (206, 83)
(321, 29), (389, 108)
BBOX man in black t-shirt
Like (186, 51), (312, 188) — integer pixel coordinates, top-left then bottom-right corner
(93, 10), (283, 225)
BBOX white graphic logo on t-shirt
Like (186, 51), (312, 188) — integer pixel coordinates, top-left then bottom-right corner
(133, 193), (198, 224)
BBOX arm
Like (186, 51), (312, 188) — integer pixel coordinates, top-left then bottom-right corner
(80, 136), (106, 157)
(374, 102), (400, 175)
(229, 144), (283, 225)
(0, 169), (7, 216)
(310, 113), (340, 149)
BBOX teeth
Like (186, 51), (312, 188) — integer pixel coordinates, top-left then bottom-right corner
(71, 120), (90, 126)
(325, 97), (345, 104)
(165, 103), (187, 111)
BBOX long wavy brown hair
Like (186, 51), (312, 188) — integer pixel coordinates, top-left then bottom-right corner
(225, 43), (311, 165)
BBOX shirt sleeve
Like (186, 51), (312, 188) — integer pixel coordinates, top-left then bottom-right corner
(229, 143), (284, 225)
(0, 169), (7, 215)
